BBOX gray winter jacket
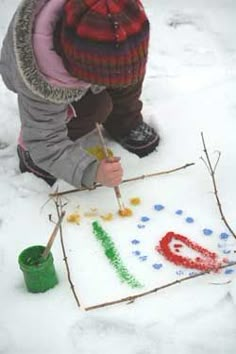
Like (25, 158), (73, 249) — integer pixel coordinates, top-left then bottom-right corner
(0, 0), (103, 188)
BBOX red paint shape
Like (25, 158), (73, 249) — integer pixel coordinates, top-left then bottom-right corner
(174, 243), (183, 248)
(156, 232), (222, 272)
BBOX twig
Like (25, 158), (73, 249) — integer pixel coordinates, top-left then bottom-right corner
(54, 198), (81, 308)
(201, 132), (236, 239)
(50, 162), (195, 198)
(41, 210), (66, 259)
(95, 122), (125, 212)
(84, 261), (236, 311)
(213, 150), (221, 173)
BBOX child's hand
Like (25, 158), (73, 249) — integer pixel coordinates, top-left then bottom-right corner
(96, 157), (123, 187)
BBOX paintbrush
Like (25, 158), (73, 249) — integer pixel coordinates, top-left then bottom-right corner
(41, 210), (66, 260)
(95, 123), (126, 212)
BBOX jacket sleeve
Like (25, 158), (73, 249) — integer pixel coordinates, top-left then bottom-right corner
(18, 92), (99, 188)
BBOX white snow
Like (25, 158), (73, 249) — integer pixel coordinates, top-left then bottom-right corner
(1, 0), (236, 353)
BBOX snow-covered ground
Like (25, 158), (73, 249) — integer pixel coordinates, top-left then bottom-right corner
(1, 0), (236, 353)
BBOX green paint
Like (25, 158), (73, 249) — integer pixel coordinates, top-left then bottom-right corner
(92, 221), (143, 288)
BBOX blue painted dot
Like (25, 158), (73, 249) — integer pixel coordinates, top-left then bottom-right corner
(139, 255), (148, 262)
(220, 232), (230, 240)
(152, 263), (163, 270)
(224, 269), (234, 275)
(203, 228), (213, 236)
(131, 239), (140, 245)
(176, 270), (184, 276)
(132, 250), (141, 256)
(154, 204), (165, 211)
(140, 216), (150, 222)
(175, 209), (183, 215)
(185, 217), (194, 223)
(137, 224), (145, 229)
(223, 249), (231, 255)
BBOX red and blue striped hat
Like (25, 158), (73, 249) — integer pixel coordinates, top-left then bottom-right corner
(59, 0), (150, 87)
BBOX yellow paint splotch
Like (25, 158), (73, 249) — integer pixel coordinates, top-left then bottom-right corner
(100, 213), (114, 221)
(130, 197), (141, 206)
(66, 212), (81, 224)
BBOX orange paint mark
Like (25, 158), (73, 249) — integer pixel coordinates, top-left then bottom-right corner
(118, 208), (133, 217)
(130, 197), (141, 206)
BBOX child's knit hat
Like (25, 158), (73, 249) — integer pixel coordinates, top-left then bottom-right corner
(58, 0), (150, 87)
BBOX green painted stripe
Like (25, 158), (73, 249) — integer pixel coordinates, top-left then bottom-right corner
(92, 221), (143, 289)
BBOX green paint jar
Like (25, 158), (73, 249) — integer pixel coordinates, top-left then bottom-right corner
(18, 245), (58, 293)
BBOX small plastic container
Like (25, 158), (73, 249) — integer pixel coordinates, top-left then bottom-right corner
(18, 245), (58, 293)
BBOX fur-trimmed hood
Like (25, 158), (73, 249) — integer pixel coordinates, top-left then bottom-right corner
(0, 0), (110, 190)
(13, 0), (88, 103)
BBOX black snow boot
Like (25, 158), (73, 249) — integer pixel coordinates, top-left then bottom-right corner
(117, 122), (160, 157)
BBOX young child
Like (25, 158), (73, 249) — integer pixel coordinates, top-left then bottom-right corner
(0, 0), (159, 189)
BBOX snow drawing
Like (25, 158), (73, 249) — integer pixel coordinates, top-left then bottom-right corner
(65, 199), (236, 308)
